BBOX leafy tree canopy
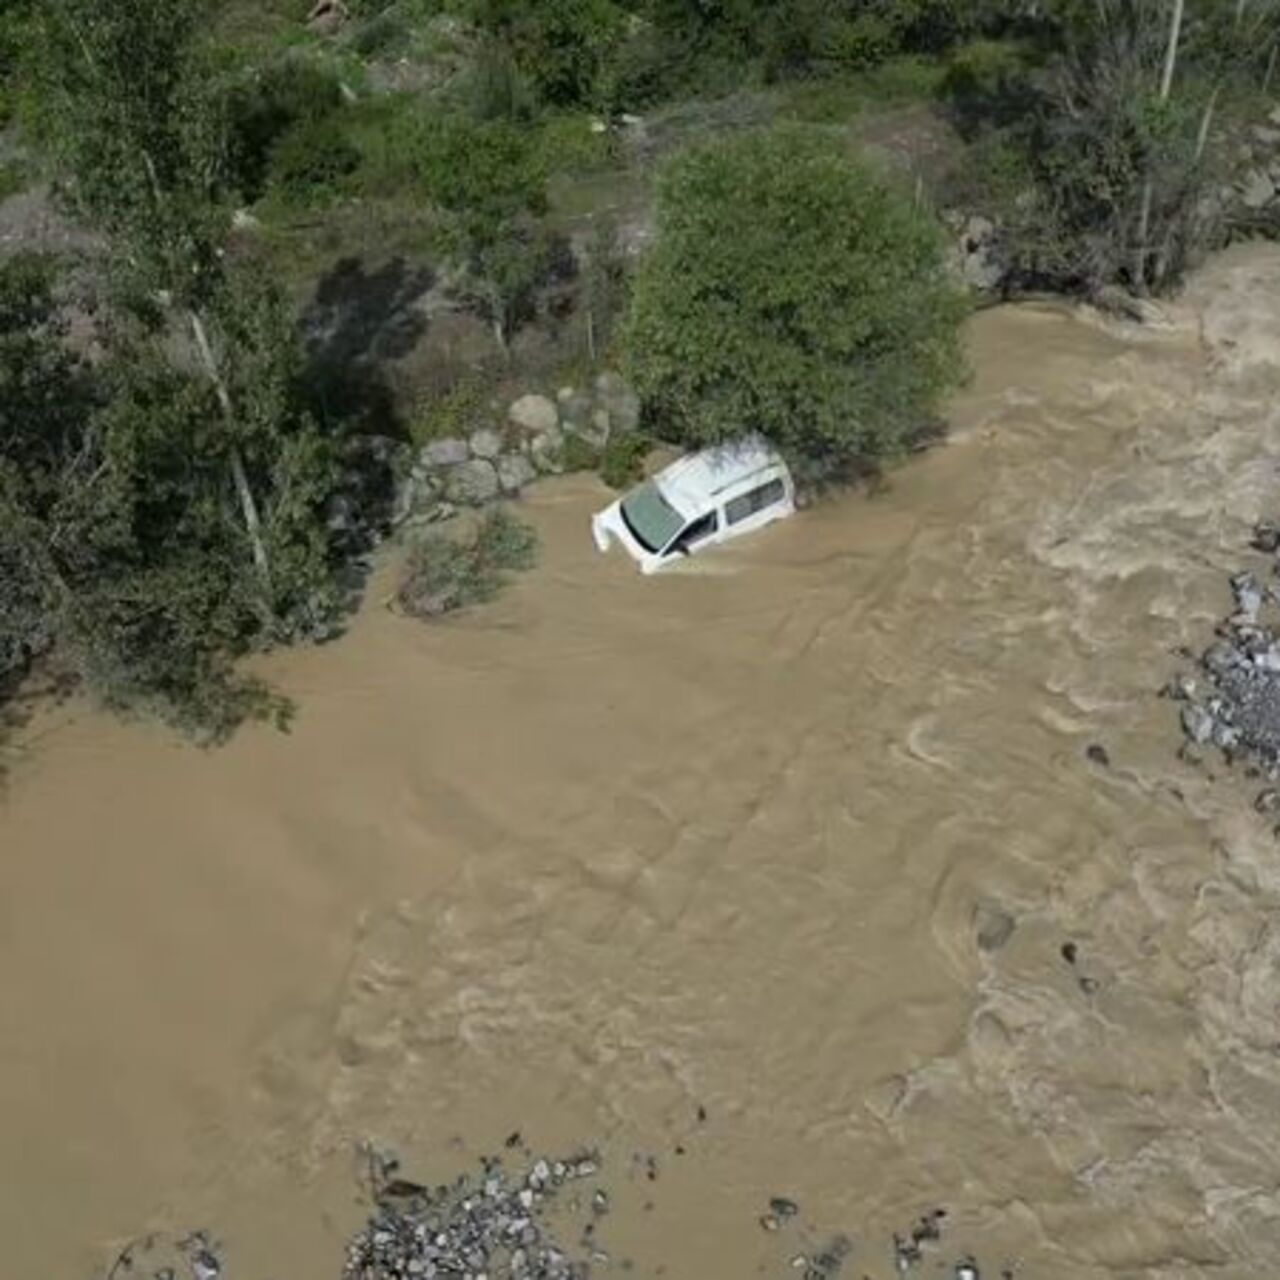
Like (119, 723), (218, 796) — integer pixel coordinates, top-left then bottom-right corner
(622, 127), (967, 481)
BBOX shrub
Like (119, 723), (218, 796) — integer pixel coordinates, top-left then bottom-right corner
(396, 507), (537, 617)
(465, 0), (626, 110)
(269, 114), (361, 204)
(622, 127), (967, 482)
(599, 433), (648, 489)
(229, 58), (346, 199)
(556, 432), (601, 473)
(410, 377), (489, 449)
(351, 8), (410, 57)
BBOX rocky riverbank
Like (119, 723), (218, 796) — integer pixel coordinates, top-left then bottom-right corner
(393, 373), (641, 531)
(100, 1143), (1012, 1280)
(1172, 519), (1280, 814)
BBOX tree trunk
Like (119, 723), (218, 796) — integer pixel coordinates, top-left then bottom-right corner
(188, 310), (271, 587)
(1159, 0), (1185, 100)
(1134, 0), (1187, 292)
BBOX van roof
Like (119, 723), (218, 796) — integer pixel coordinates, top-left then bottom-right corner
(655, 437), (784, 518)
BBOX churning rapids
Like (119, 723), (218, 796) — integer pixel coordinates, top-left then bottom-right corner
(7, 244), (1280, 1280)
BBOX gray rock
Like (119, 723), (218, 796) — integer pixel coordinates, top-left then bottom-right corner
(1182, 704), (1216, 745)
(421, 437), (470, 468)
(594, 371), (641, 434)
(1239, 168), (1276, 210)
(508, 394), (559, 435)
(469, 427), (504, 459)
(445, 459), (500, 506)
(1252, 125), (1280, 147)
(529, 426), (566, 474)
(974, 902), (1016, 952)
(497, 452), (537, 494)
(558, 390), (594, 426)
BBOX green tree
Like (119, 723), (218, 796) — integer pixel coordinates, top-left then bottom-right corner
(42, 0), (342, 611)
(411, 113), (553, 352)
(621, 127), (967, 482)
(0, 256), (295, 737)
(466, 0), (626, 109)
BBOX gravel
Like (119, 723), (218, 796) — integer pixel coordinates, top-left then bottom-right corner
(1171, 524), (1280, 805)
(342, 1149), (605, 1280)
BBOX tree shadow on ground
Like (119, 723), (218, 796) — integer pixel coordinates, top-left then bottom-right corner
(301, 255), (436, 438)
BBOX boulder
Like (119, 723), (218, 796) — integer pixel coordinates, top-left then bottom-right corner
(954, 214), (1006, 292)
(594, 371), (641, 434)
(445, 459), (500, 506)
(529, 426), (566, 474)
(557, 390), (594, 427)
(508, 393), (559, 435)
(306, 0), (348, 35)
(421, 437), (470, 468)
(497, 452), (537, 494)
(469, 427), (503, 460)
(1239, 168), (1276, 210)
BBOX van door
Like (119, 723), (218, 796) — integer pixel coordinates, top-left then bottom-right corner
(723, 475), (787, 534)
(666, 510), (719, 558)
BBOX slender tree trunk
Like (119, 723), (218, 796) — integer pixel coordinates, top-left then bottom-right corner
(1265, 45), (1277, 91)
(188, 310), (271, 586)
(1195, 84), (1221, 164)
(1159, 0), (1185, 100)
(1134, 0), (1187, 292)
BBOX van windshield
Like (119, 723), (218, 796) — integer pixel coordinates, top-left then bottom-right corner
(620, 482), (686, 554)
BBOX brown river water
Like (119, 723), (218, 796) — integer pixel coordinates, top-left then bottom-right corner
(6, 244), (1280, 1280)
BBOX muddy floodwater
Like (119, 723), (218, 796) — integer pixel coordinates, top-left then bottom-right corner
(7, 245), (1280, 1280)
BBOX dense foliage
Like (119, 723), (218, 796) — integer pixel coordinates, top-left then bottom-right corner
(0, 0), (356, 735)
(622, 127), (967, 481)
(0, 258), (304, 737)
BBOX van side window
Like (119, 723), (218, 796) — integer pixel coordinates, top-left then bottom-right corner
(725, 477), (786, 526)
(670, 510), (717, 552)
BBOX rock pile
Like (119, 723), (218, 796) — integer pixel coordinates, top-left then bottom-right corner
(343, 1149), (608, 1280)
(1232, 108), (1280, 215)
(395, 372), (641, 529)
(1171, 519), (1280, 802)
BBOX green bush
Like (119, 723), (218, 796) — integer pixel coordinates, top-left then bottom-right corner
(556, 432), (601, 473)
(269, 114), (361, 204)
(0, 160), (29, 204)
(351, 8), (410, 57)
(599, 433), (649, 489)
(465, 0), (626, 109)
(410, 377), (489, 449)
(622, 126), (967, 482)
(229, 58), (346, 199)
(941, 38), (1036, 138)
(396, 507), (537, 617)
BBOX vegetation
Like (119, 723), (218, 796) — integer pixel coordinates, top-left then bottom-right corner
(396, 507), (538, 617)
(622, 127), (967, 482)
(3, 0), (1280, 742)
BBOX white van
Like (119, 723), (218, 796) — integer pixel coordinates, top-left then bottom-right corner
(591, 437), (795, 574)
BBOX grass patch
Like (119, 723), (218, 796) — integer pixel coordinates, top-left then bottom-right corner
(776, 57), (947, 124)
(396, 507), (537, 618)
(0, 159), (30, 203)
(410, 375), (490, 448)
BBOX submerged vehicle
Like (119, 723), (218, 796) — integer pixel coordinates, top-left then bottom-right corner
(591, 438), (795, 574)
